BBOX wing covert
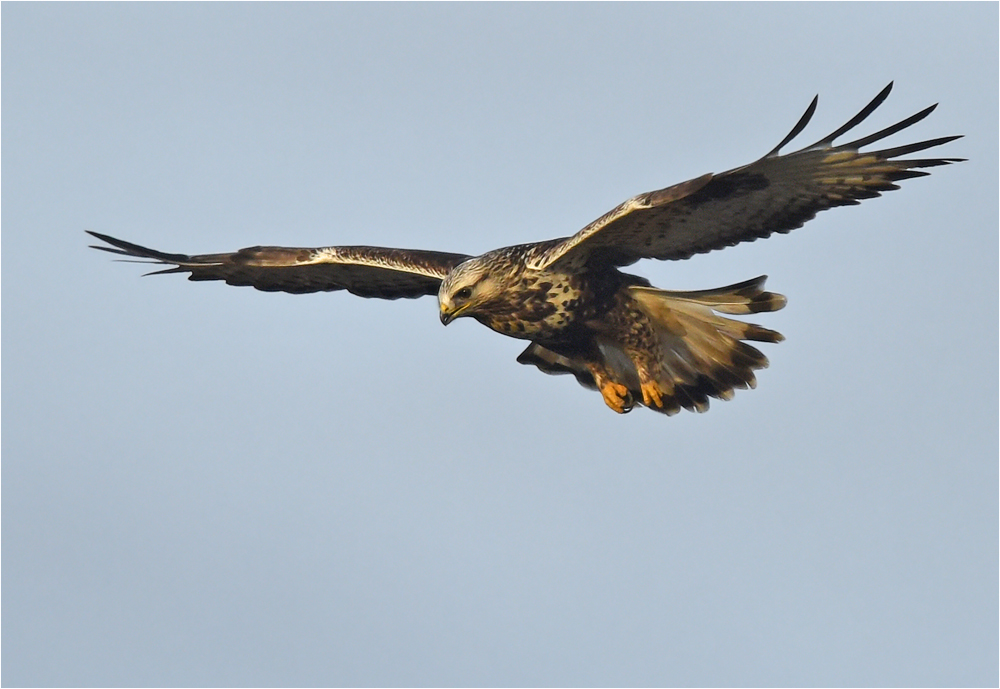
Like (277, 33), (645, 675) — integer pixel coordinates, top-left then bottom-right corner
(87, 231), (471, 299)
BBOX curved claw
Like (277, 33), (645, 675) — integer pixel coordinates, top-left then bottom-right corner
(621, 389), (635, 414)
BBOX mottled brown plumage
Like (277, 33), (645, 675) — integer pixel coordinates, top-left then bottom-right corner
(89, 84), (962, 415)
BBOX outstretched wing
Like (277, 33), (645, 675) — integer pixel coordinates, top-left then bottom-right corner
(88, 231), (471, 299)
(530, 83), (964, 271)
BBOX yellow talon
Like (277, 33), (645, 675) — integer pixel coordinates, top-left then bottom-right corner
(599, 382), (630, 414)
(641, 381), (665, 408)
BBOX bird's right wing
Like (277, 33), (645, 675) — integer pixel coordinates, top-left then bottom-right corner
(88, 231), (471, 299)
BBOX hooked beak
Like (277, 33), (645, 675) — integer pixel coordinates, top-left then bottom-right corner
(439, 302), (470, 326)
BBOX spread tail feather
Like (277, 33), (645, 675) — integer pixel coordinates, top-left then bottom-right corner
(628, 276), (785, 414)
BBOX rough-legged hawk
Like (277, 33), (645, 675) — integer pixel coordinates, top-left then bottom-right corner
(90, 84), (962, 416)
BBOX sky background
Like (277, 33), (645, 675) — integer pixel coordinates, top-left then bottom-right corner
(3, 4), (997, 687)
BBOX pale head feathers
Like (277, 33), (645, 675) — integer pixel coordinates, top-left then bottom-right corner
(438, 247), (532, 322)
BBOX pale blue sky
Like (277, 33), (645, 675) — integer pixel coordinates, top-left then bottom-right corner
(3, 3), (997, 686)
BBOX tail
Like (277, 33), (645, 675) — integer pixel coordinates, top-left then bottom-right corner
(626, 276), (785, 414)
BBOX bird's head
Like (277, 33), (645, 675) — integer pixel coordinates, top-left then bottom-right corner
(438, 257), (506, 326)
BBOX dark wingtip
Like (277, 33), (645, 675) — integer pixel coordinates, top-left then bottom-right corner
(765, 93), (818, 157)
(85, 230), (193, 264)
(142, 266), (189, 276)
(86, 230), (117, 247)
(88, 231), (137, 257)
(873, 134), (965, 159)
(842, 102), (941, 150)
(87, 230), (136, 254)
(802, 82), (896, 150)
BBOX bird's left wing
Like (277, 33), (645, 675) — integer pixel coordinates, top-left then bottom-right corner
(530, 83), (963, 271)
(88, 231), (471, 299)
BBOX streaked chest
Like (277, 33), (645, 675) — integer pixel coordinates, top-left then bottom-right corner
(477, 267), (614, 340)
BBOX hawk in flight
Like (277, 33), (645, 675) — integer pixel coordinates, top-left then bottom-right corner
(90, 84), (961, 416)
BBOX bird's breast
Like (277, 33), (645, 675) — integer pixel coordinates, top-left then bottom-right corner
(474, 270), (602, 341)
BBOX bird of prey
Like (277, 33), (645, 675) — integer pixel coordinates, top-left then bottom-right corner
(89, 84), (961, 416)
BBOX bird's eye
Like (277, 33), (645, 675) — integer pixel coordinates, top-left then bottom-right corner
(454, 287), (473, 301)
